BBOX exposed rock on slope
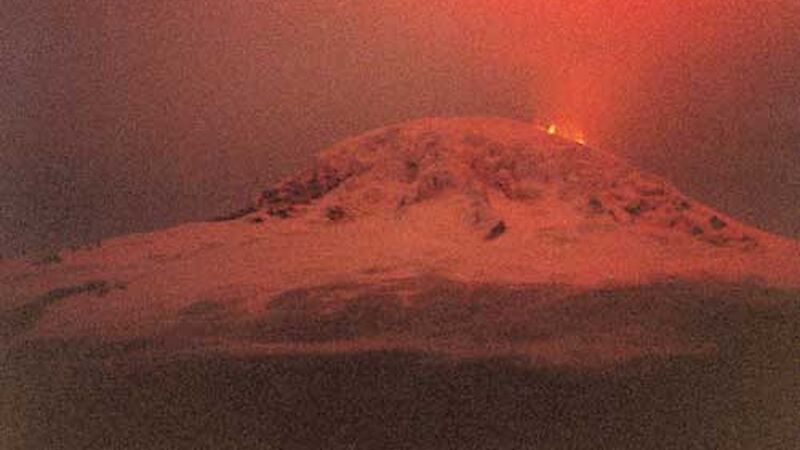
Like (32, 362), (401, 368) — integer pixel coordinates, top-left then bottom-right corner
(256, 117), (755, 247)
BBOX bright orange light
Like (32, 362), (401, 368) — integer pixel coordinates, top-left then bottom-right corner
(543, 121), (586, 145)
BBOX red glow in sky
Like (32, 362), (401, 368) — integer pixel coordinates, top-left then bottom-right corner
(2, 1), (799, 255)
(459, 1), (800, 148)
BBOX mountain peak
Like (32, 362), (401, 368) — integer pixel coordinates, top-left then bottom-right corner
(256, 117), (755, 247)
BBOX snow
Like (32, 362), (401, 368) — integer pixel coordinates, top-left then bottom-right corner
(1, 116), (798, 366)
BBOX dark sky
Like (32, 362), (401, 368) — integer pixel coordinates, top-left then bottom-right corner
(2, 1), (799, 256)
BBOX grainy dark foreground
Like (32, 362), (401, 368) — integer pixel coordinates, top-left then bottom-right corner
(3, 342), (797, 449)
(2, 280), (798, 449)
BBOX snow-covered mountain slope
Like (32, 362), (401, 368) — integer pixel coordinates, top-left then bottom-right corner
(1, 117), (798, 366)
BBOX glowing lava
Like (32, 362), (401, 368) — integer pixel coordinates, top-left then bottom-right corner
(543, 122), (585, 145)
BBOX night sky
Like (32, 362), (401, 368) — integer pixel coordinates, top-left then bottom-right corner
(3, 1), (799, 256)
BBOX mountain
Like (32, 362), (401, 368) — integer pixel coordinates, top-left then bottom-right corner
(2, 117), (798, 449)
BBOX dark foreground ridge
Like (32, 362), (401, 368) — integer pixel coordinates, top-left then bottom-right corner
(2, 344), (797, 450)
(2, 279), (798, 450)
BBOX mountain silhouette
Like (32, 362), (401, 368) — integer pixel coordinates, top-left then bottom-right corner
(2, 117), (798, 449)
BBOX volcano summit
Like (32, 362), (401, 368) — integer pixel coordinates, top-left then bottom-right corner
(2, 118), (799, 449)
(258, 117), (761, 247)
